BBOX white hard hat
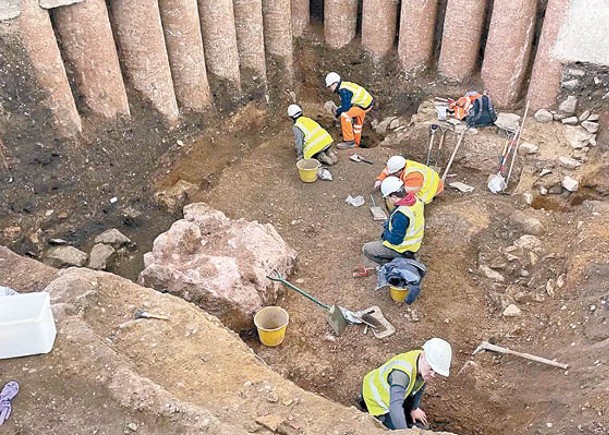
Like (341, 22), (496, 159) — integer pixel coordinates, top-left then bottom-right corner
(422, 338), (452, 377)
(381, 176), (404, 198)
(287, 104), (302, 118)
(387, 156), (406, 174)
(325, 72), (341, 87)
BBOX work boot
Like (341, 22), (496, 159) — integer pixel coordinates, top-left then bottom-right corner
(317, 151), (334, 166)
(327, 148), (338, 164)
(336, 140), (356, 150)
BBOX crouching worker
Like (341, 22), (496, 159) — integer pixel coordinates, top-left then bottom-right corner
(288, 104), (337, 166)
(360, 338), (452, 430)
(374, 156), (443, 206)
(324, 72), (374, 149)
(363, 177), (424, 265)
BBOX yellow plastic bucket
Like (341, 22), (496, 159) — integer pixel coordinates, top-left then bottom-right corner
(389, 286), (409, 303)
(296, 158), (320, 183)
(254, 306), (289, 347)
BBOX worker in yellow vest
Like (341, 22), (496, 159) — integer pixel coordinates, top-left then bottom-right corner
(362, 177), (424, 265)
(360, 338), (452, 430)
(288, 104), (337, 166)
(374, 156), (443, 207)
(325, 72), (374, 149)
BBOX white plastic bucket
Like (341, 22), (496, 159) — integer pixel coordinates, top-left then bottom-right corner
(0, 292), (57, 359)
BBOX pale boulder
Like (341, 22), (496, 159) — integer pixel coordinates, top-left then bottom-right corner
(502, 304), (522, 317)
(508, 210), (544, 236)
(139, 203), (297, 331)
(45, 246), (88, 268)
(494, 112), (521, 132)
(94, 229), (132, 249)
(558, 156), (582, 169)
(563, 126), (592, 149)
(562, 176), (579, 192)
(534, 109), (553, 123)
(558, 96), (578, 115)
(581, 121), (599, 133)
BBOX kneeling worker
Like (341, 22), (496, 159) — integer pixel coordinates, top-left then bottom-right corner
(374, 155), (443, 206)
(363, 177), (424, 265)
(361, 338), (452, 430)
(288, 104), (337, 166)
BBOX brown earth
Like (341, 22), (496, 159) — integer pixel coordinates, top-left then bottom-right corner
(1, 23), (609, 435)
(155, 90), (609, 434)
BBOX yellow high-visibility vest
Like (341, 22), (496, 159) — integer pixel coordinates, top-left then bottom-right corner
(339, 81), (373, 109)
(295, 116), (334, 159)
(382, 199), (424, 253)
(404, 160), (441, 204)
(363, 350), (424, 416)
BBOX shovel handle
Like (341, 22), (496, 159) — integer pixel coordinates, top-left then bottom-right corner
(267, 269), (330, 310)
(441, 128), (467, 181)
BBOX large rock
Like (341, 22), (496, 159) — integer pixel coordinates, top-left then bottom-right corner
(513, 235), (542, 252)
(39, 0), (83, 8)
(563, 125), (592, 149)
(558, 156), (582, 169)
(508, 210), (545, 236)
(558, 95), (578, 114)
(478, 265), (505, 282)
(155, 179), (199, 213)
(139, 203), (297, 331)
(88, 243), (116, 270)
(581, 121), (599, 133)
(94, 228), (132, 249)
(562, 175), (580, 192)
(45, 246), (88, 268)
(0, 0), (22, 20)
(494, 112), (521, 132)
(534, 109), (553, 123)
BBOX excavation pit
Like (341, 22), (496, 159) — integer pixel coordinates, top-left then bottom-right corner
(0, 3), (608, 435)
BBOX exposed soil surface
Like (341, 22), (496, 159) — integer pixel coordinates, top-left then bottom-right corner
(157, 85), (609, 434)
(2, 24), (609, 435)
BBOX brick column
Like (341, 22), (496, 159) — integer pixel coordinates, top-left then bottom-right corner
(234, 0), (267, 79)
(18, 0), (81, 136)
(527, 0), (570, 110)
(158, 0), (212, 111)
(438, 0), (487, 81)
(291, 0), (309, 37)
(108, 0), (179, 121)
(53, 0), (130, 119)
(481, 0), (537, 108)
(324, 0), (359, 49)
(198, 0), (241, 90)
(362, 0), (399, 59)
(263, 0), (294, 76)
(398, 0), (439, 73)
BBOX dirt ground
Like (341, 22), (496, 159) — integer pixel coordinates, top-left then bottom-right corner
(156, 77), (609, 435)
(2, 24), (609, 434)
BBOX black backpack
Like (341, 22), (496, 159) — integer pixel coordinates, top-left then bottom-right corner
(466, 95), (497, 128)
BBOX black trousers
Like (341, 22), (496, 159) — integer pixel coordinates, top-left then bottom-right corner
(358, 395), (418, 429)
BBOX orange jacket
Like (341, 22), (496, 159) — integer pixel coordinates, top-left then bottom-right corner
(449, 92), (481, 120)
(376, 163), (444, 199)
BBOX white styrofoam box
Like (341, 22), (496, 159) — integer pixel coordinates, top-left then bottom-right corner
(0, 292), (57, 359)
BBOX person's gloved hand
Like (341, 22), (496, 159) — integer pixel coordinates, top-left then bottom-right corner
(374, 180), (381, 190)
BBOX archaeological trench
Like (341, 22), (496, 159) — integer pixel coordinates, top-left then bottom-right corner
(1, 0), (609, 434)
